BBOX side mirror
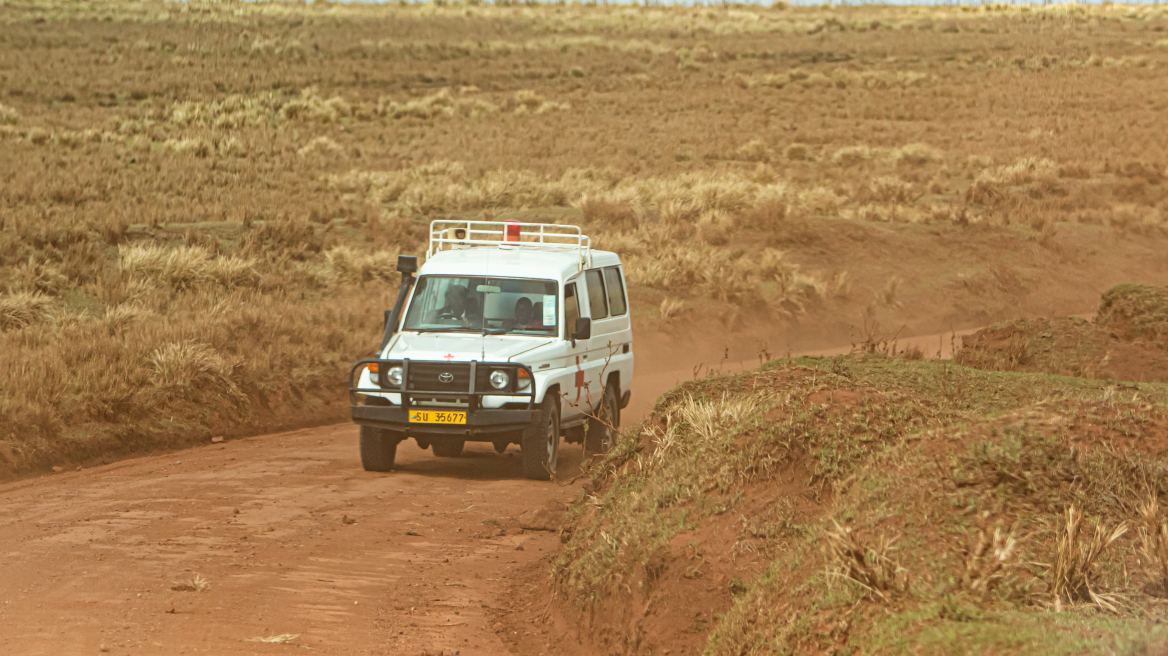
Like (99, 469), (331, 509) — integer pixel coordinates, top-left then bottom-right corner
(574, 317), (592, 341)
(396, 255), (418, 275)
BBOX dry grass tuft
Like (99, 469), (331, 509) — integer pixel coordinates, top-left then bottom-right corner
(119, 244), (258, 291)
(659, 297), (686, 322)
(149, 341), (245, 407)
(279, 86), (351, 124)
(379, 88), (499, 120)
(677, 392), (760, 442)
(825, 521), (909, 601)
(1138, 496), (1168, 598)
(736, 139), (772, 163)
(512, 90), (570, 115)
(297, 136), (345, 159)
(321, 247), (400, 285)
(1050, 505), (1128, 612)
(960, 517), (1020, 598)
(0, 292), (51, 332)
(168, 94), (278, 129)
(893, 143), (944, 167)
(171, 574), (210, 592)
(0, 103), (18, 125)
(6, 258), (69, 296)
(245, 634), (300, 644)
(102, 304), (153, 336)
(832, 145), (874, 167)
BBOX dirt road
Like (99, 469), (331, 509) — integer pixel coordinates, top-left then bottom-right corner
(0, 429), (582, 656)
(0, 327), (974, 656)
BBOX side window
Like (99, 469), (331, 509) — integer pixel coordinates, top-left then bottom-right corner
(585, 269), (609, 320)
(564, 283), (579, 340)
(604, 267), (627, 316)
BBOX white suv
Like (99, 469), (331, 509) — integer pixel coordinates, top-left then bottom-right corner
(349, 220), (634, 480)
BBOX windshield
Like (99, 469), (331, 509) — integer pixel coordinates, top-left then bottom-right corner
(402, 276), (559, 337)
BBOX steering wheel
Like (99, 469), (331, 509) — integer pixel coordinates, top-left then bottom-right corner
(437, 311), (461, 321)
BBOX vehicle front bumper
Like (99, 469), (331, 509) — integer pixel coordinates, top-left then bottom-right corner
(348, 358), (537, 439)
(350, 405), (536, 437)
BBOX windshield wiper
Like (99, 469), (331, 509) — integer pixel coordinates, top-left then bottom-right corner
(411, 327), (478, 334)
(482, 329), (511, 336)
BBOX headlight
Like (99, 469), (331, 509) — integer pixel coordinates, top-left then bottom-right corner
(387, 367), (403, 387)
(489, 370), (510, 390)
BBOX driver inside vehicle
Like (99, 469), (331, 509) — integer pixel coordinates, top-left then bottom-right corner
(432, 284), (468, 323)
(508, 297), (533, 329)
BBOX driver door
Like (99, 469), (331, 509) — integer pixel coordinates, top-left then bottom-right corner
(560, 280), (588, 420)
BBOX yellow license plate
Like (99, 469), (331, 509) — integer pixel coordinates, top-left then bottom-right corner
(408, 410), (466, 425)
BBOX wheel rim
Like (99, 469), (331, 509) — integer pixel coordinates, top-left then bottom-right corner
(545, 411), (558, 472)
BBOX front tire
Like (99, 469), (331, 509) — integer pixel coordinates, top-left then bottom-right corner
(522, 395), (560, 481)
(432, 439), (465, 458)
(585, 383), (620, 457)
(359, 426), (399, 472)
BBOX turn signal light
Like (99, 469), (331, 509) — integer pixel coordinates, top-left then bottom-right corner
(367, 363), (379, 374)
(517, 368), (531, 379)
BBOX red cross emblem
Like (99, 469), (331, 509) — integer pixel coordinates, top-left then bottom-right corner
(443, 353), (456, 361)
(574, 356), (585, 402)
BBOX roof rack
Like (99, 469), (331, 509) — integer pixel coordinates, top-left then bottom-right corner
(427, 220), (592, 268)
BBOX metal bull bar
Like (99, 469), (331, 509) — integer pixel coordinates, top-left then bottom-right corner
(349, 358), (536, 413)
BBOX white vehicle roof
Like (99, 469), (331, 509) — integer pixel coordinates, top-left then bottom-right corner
(421, 220), (621, 281)
(421, 246), (621, 281)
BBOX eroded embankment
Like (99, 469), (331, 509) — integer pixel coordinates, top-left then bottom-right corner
(547, 355), (1168, 655)
(958, 284), (1168, 382)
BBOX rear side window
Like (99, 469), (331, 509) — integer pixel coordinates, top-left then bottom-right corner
(585, 269), (609, 320)
(604, 267), (627, 316)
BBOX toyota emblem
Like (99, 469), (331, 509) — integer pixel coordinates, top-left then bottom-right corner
(438, 372), (454, 384)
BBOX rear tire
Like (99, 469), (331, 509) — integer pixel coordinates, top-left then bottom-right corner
(432, 439), (465, 458)
(359, 426), (399, 472)
(522, 395), (560, 481)
(585, 383), (619, 457)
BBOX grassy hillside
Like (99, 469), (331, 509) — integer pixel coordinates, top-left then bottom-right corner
(555, 354), (1168, 654)
(3, 0), (1168, 476)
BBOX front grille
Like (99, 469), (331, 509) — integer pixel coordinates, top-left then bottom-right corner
(408, 362), (472, 392)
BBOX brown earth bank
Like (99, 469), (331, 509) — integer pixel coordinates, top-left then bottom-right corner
(529, 295), (1168, 655)
(531, 384), (1168, 655)
(957, 283), (1168, 382)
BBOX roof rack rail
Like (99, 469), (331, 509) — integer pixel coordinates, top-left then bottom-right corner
(427, 220), (592, 268)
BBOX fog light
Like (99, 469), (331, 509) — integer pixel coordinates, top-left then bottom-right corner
(490, 370), (510, 390)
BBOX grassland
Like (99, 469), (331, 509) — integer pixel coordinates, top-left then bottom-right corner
(3, 0), (1168, 476)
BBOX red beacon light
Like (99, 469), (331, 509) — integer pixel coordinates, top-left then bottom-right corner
(503, 220), (521, 243)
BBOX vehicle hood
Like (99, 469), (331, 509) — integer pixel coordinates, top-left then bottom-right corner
(383, 332), (552, 364)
